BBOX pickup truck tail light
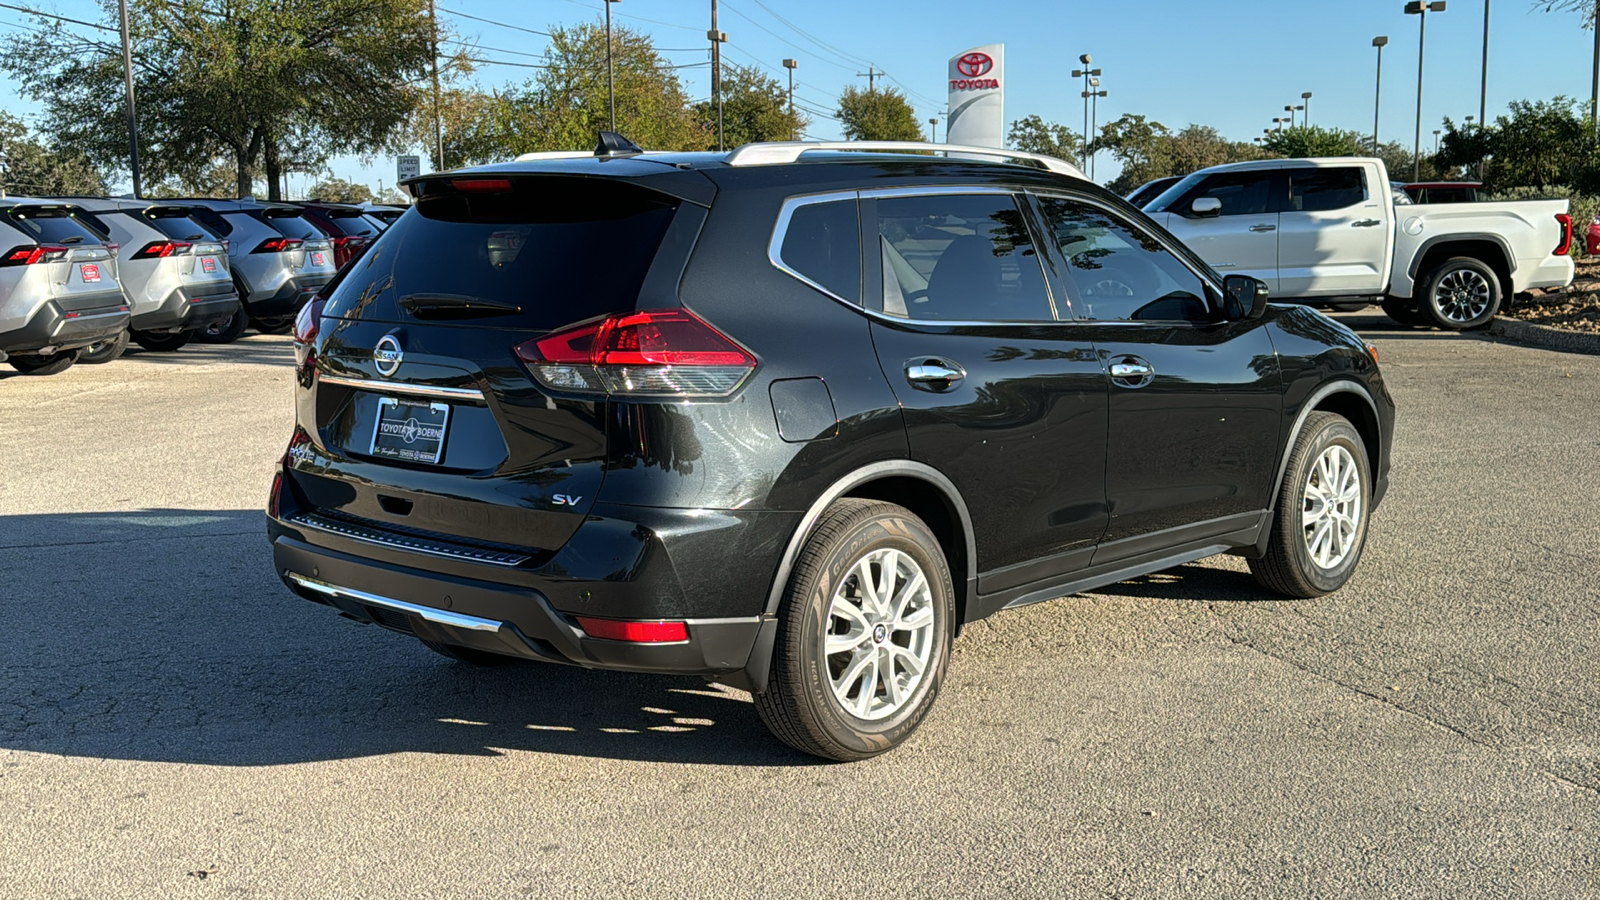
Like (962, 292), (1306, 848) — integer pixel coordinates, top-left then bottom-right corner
(1554, 213), (1573, 256)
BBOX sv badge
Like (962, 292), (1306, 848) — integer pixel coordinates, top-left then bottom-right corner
(553, 494), (583, 507)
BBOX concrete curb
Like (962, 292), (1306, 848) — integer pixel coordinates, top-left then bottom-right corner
(1485, 316), (1600, 356)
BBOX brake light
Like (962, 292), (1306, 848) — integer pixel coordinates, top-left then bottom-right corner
(513, 308), (756, 397)
(574, 617), (689, 643)
(454, 178), (513, 193)
(252, 237), (304, 253)
(292, 294), (327, 368)
(131, 240), (192, 259)
(0, 245), (68, 266)
(1554, 213), (1573, 256)
(267, 470), (285, 519)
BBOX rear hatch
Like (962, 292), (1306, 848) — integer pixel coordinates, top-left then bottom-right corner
(293, 173), (705, 558)
(139, 206), (233, 296)
(316, 207), (383, 267)
(255, 207), (337, 287)
(1, 205), (124, 310)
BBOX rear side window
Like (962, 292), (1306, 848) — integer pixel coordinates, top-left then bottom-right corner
(777, 199), (860, 303)
(875, 193), (1054, 322)
(1289, 168), (1366, 212)
(326, 177), (680, 329)
(2, 207), (107, 245)
(69, 210), (112, 240)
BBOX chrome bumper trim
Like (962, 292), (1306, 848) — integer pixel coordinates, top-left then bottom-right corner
(286, 572), (505, 632)
(318, 374), (485, 402)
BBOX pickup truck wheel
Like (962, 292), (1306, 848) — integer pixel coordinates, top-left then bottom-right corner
(753, 498), (954, 762)
(1420, 257), (1500, 330)
(78, 329), (129, 364)
(1250, 412), (1371, 598)
(8, 349), (79, 375)
(1380, 296), (1427, 326)
(418, 639), (517, 666)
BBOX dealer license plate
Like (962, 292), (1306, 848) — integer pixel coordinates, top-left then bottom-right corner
(370, 397), (450, 465)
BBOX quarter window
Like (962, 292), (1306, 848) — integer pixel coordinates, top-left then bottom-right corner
(778, 199), (860, 304)
(1288, 167), (1366, 212)
(875, 193), (1054, 322)
(1037, 196), (1213, 323)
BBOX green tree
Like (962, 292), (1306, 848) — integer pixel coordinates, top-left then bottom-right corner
(1167, 124), (1260, 174)
(694, 64), (808, 149)
(1262, 125), (1368, 159)
(1006, 115), (1081, 166)
(1437, 96), (1600, 190)
(5, 0), (439, 200)
(0, 112), (106, 196)
(307, 177), (375, 204)
(837, 86), (922, 142)
(1091, 115), (1259, 194)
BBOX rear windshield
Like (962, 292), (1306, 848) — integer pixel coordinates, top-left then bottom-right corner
(325, 178), (679, 329)
(252, 209), (324, 241)
(324, 208), (381, 238)
(189, 207), (233, 237)
(2, 207), (108, 245)
(140, 208), (218, 242)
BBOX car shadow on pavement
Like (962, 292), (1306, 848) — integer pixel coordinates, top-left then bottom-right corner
(0, 509), (819, 768)
(1099, 562), (1288, 605)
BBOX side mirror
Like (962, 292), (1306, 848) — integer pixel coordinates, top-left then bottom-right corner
(1222, 274), (1269, 321)
(1190, 197), (1222, 218)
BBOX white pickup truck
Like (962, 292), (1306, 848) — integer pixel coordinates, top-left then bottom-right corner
(1142, 157), (1575, 330)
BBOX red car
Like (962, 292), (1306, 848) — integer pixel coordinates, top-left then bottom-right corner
(286, 201), (383, 270)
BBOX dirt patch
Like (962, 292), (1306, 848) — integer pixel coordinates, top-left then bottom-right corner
(1510, 260), (1600, 333)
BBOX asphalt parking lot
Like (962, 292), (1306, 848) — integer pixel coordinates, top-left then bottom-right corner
(2, 317), (1596, 899)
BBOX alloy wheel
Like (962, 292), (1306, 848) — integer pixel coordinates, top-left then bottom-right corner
(1432, 268), (1492, 324)
(823, 547), (937, 721)
(1302, 445), (1362, 569)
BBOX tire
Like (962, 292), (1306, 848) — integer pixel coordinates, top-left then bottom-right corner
(418, 639), (517, 667)
(753, 498), (955, 762)
(1249, 412), (1372, 598)
(1380, 296), (1427, 327)
(1419, 256), (1501, 330)
(9, 349), (79, 376)
(196, 309), (247, 344)
(131, 329), (193, 352)
(78, 329), (129, 364)
(1329, 302), (1369, 313)
(250, 316), (294, 335)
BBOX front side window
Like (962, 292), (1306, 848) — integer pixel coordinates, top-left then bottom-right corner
(777, 198), (860, 304)
(1174, 171), (1276, 217)
(875, 193), (1053, 322)
(1037, 196), (1213, 323)
(1288, 167), (1366, 212)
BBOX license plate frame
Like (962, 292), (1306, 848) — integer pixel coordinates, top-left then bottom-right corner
(369, 397), (451, 465)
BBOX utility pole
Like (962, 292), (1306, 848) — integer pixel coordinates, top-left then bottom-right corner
(783, 59), (798, 140)
(429, 0), (444, 171)
(708, 1), (726, 150)
(118, 0), (141, 197)
(856, 66), (879, 91)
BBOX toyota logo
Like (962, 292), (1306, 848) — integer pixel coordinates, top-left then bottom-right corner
(374, 335), (403, 377)
(956, 52), (993, 78)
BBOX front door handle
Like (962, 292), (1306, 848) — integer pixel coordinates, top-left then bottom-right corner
(1353, 218), (1383, 227)
(904, 359), (965, 392)
(1109, 356), (1155, 389)
(1248, 223), (1277, 233)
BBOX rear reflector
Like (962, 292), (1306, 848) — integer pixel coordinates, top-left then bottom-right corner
(1554, 213), (1573, 256)
(514, 308), (756, 398)
(575, 617), (689, 643)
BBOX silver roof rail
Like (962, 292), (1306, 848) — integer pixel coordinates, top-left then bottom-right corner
(723, 141), (1085, 179)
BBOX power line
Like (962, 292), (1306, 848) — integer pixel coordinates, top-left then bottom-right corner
(437, 6), (551, 37)
(739, 0), (941, 108)
(717, 1), (855, 74)
(441, 38), (547, 61)
(0, 1), (115, 33)
(552, 0), (703, 34)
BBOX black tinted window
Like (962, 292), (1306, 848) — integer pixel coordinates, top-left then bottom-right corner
(1038, 196), (1212, 323)
(2, 208), (106, 244)
(778, 199), (860, 303)
(1289, 167), (1366, 212)
(326, 210), (381, 238)
(1188, 171), (1274, 216)
(876, 193), (1053, 322)
(256, 210), (323, 241)
(189, 207), (233, 237)
(326, 178), (679, 330)
(141, 210), (215, 242)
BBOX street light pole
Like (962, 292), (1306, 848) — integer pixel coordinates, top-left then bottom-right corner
(1434, 129), (1442, 153)
(1302, 91), (1313, 126)
(1373, 36), (1388, 151)
(1086, 78), (1107, 180)
(1406, 1), (1447, 182)
(1592, 0), (1600, 135)
(605, 0), (618, 132)
(783, 58), (798, 140)
(117, 0), (141, 197)
(1285, 104), (1296, 128)
(928, 118), (938, 142)
(1479, 0), (1489, 133)
(428, 0), (444, 171)
(1070, 55), (1099, 165)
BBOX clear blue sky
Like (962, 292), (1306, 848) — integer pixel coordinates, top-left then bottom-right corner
(1, 0), (1595, 193)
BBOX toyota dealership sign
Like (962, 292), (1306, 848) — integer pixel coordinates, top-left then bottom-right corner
(946, 44), (1004, 148)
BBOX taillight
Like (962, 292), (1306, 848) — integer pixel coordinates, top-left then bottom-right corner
(0, 245), (68, 266)
(574, 616), (689, 643)
(1554, 213), (1573, 256)
(131, 240), (192, 259)
(267, 470), (285, 519)
(455, 178), (513, 193)
(252, 237), (304, 253)
(292, 295), (327, 368)
(513, 307), (756, 397)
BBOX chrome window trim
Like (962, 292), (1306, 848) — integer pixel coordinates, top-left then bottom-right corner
(1028, 189), (1227, 324)
(317, 373), (485, 402)
(286, 572), (505, 632)
(768, 185), (1071, 329)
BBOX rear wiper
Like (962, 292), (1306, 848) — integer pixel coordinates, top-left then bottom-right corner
(400, 293), (522, 319)
(58, 236), (84, 244)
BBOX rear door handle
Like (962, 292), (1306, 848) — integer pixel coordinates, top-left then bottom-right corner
(1248, 224), (1277, 233)
(904, 359), (965, 392)
(1353, 219), (1383, 227)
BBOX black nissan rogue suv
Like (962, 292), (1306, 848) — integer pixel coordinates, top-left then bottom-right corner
(267, 137), (1394, 761)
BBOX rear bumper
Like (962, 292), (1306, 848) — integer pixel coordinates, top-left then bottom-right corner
(0, 298), (129, 355)
(130, 286), (241, 333)
(1514, 255), (1575, 294)
(243, 276), (329, 319)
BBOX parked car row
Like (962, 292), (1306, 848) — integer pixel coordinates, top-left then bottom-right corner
(0, 196), (405, 375)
